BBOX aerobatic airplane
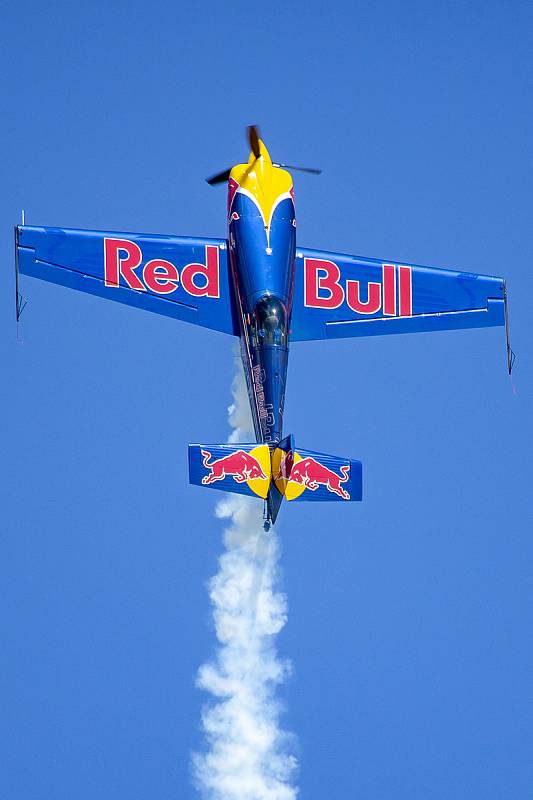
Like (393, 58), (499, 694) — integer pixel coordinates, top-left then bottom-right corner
(15, 126), (512, 529)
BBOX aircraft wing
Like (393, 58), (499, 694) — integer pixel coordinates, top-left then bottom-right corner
(15, 225), (238, 335)
(290, 247), (506, 341)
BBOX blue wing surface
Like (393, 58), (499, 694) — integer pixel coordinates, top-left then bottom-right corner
(290, 247), (505, 341)
(16, 226), (238, 335)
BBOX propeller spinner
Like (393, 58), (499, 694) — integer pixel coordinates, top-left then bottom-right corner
(205, 126), (321, 185)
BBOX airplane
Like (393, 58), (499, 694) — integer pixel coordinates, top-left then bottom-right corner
(15, 126), (512, 530)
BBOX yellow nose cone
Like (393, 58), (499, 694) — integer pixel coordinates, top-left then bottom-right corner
(230, 139), (293, 228)
(247, 137), (273, 168)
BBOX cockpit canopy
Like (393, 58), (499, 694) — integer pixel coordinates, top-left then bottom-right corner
(251, 295), (288, 346)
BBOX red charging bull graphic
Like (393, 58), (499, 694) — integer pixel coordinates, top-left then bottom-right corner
(201, 449), (268, 485)
(288, 457), (351, 499)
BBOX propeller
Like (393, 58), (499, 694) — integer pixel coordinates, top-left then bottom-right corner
(247, 124), (261, 159)
(206, 168), (232, 186)
(273, 163), (322, 175)
(205, 125), (322, 185)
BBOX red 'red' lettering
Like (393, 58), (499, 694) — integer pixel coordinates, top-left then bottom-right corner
(143, 259), (179, 294)
(104, 238), (144, 290)
(181, 246), (220, 298)
(346, 280), (381, 314)
(304, 259), (344, 308)
(399, 266), (412, 316)
(382, 264), (396, 316)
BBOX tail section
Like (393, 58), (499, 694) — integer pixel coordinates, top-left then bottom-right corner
(188, 436), (362, 524)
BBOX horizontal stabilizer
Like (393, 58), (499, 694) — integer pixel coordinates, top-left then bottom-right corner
(188, 439), (362, 523)
(273, 442), (362, 502)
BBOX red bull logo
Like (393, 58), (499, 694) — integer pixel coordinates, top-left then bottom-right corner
(288, 456), (350, 499)
(104, 239), (220, 298)
(200, 445), (271, 499)
(272, 447), (352, 501)
(201, 449), (267, 484)
(304, 258), (412, 317)
(195, 443), (357, 505)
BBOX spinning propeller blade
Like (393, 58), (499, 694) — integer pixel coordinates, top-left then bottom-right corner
(273, 163), (322, 175)
(206, 168), (232, 186)
(247, 124), (261, 159)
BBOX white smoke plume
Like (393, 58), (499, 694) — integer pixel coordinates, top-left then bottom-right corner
(193, 362), (298, 800)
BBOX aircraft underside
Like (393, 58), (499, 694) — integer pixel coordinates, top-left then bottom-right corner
(15, 126), (511, 529)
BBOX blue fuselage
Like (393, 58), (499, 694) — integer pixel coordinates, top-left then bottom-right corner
(228, 191), (296, 444)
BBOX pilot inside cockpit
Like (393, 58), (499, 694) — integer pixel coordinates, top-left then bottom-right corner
(252, 295), (288, 347)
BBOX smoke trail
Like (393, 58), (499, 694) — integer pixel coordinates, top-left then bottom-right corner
(193, 363), (298, 800)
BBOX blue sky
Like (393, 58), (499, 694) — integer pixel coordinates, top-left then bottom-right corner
(2, 1), (532, 797)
